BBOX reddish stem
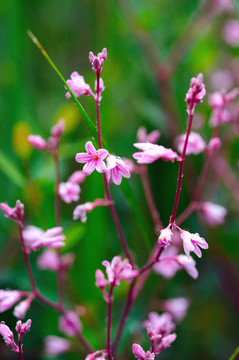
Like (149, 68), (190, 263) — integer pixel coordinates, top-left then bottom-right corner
(53, 151), (61, 227)
(18, 338), (23, 360)
(106, 284), (114, 360)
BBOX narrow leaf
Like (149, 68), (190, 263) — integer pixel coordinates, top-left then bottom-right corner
(0, 150), (25, 188)
(229, 346), (239, 360)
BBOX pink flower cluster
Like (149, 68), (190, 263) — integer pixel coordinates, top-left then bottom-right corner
(37, 249), (74, 272)
(28, 118), (65, 152)
(185, 73), (206, 113)
(0, 319), (31, 353)
(75, 141), (130, 185)
(89, 48), (107, 73)
(209, 88), (239, 127)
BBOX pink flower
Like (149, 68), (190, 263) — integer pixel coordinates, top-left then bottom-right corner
(76, 141), (108, 175)
(94, 78), (105, 98)
(85, 350), (108, 360)
(212, 0), (233, 13)
(132, 344), (155, 360)
(207, 137), (221, 154)
(68, 171), (86, 184)
(185, 73), (206, 112)
(137, 127), (161, 144)
(51, 118), (65, 138)
(199, 202), (227, 227)
(65, 71), (92, 99)
(181, 230), (208, 258)
(28, 135), (47, 150)
(209, 89), (239, 127)
(13, 297), (33, 319)
(95, 269), (107, 290)
(23, 226), (65, 253)
(59, 311), (81, 337)
(44, 336), (71, 355)
(102, 256), (138, 286)
(223, 20), (239, 47)
(153, 246), (180, 279)
(176, 254), (199, 279)
(133, 143), (179, 164)
(0, 322), (18, 352)
(15, 319), (32, 337)
(210, 70), (233, 91)
(58, 182), (81, 203)
(106, 155), (130, 185)
(156, 333), (177, 352)
(37, 249), (61, 271)
(158, 228), (173, 248)
(73, 202), (94, 223)
(174, 132), (206, 155)
(0, 200), (24, 224)
(89, 48), (107, 72)
(144, 312), (175, 336)
(162, 297), (190, 322)
(0, 290), (22, 313)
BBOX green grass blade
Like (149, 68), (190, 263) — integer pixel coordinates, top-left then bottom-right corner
(232, 0), (239, 17)
(229, 346), (239, 360)
(0, 150), (25, 188)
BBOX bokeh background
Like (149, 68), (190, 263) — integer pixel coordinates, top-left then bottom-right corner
(0, 0), (239, 359)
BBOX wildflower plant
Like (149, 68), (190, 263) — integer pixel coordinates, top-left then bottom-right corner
(1, 6), (239, 358)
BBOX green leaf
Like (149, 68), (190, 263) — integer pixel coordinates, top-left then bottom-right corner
(0, 150), (25, 188)
(229, 346), (239, 360)
(63, 223), (86, 251)
(232, 0), (239, 17)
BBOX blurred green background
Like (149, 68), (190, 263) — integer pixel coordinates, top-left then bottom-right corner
(0, 0), (239, 359)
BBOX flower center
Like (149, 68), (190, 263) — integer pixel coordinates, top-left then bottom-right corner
(93, 153), (99, 160)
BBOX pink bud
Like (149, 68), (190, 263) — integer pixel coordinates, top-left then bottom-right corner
(15, 319), (32, 336)
(95, 269), (107, 290)
(132, 344), (146, 360)
(13, 298), (32, 319)
(68, 171), (86, 184)
(45, 336), (71, 355)
(158, 228), (173, 248)
(37, 249), (61, 272)
(208, 137), (221, 154)
(0, 203), (15, 218)
(51, 118), (65, 138)
(28, 135), (47, 150)
(59, 311), (81, 337)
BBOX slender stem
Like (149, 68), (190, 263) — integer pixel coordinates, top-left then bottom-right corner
(95, 72), (134, 266)
(106, 284), (114, 360)
(170, 110), (194, 225)
(140, 165), (162, 234)
(53, 151), (61, 227)
(18, 338), (23, 360)
(57, 265), (65, 307)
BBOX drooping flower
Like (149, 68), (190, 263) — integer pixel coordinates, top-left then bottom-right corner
(0, 290), (23, 313)
(133, 142), (179, 164)
(22, 226), (65, 253)
(162, 297), (190, 322)
(199, 201), (227, 227)
(106, 155), (130, 185)
(44, 336), (71, 355)
(58, 182), (81, 203)
(174, 132), (206, 155)
(181, 230), (208, 258)
(176, 254), (199, 279)
(102, 256), (138, 286)
(65, 71), (92, 99)
(137, 127), (161, 144)
(76, 141), (108, 175)
(89, 48), (107, 72)
(59, 311), (81, 337)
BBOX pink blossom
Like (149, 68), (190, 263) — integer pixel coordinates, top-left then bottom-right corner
(176, 254), (198, 279)
(162, 297), (190, 322)
(59, 311), (81, 337)
(156, 333), (177, 352)
(68, 170), (86, 184)
(15, 319), (31, 337)
(102, 256), (138, 286)
(89, 48), (107, 72)
(0, 322), (18, 352)
(181, 230), (208, 258)
(212, 0), (233, 13)
(28, 135), (47, 150)
(132, 344), (155, 360)
(51, 118), (65, 138)
(95, 269), (107, 290)
(0, 290), (22, 313)
(158, 228), (173, 248)
(0, 200), (24, 224)
(106, 155), (130, 185)
(209, 89), (239, 127)
(37, 249), (61, 271)
(223, 20), (239, 47)
(144, 312), (175, 336)
(133, 142), (179, 164)
(137, 127), (161, 144)
(73, 199), (110, 223)
(153, 246), (180, 279)
(85, 350), (108, 360)
(23, 226), (65, 253)
(185, 73), (206, 112)
(210, 69), (233, 91)
(94, 78), (105, 97)
(76, 141), (108, 175)
(65, 71), (92, 99)
(58, 182), (81, 203)
(174, 132), (206, 155)
(207, 137), (221, 154)
(13, 297), (33, 319)
(44, 336), (71, 355)
(122, 158), (140, 173)
(199, 201), (227, 227)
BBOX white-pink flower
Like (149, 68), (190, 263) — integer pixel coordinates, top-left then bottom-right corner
(85, 350), (108, 360)
(23, 226), (65, 253)
(176, 254), (199, 279)
(162, 297), (190, 322)
(65, 71), (92, 99)
(13, 297), (33, 319)
(37, 249), (61, 271)
(0, 290), (22, 313)
(137, 127), (161, 144)
(73, 202), (94, 223)
(158, 228), (173, 248)
(89, 48), (107, 72)
(106, 155), (130, 185)
(102, 256), (138, 286)
(144, 312), (175, 336)
(58, 182), (81, 203)
(181, 230), (208, 258)
(133, 142), (179, 164)
(185, 73), (206, 111)
(68, 171), (86, 184)
(0, 322), (18, 352)
(76, 141), (108, 175)
(199, 201), (227, 227)
(44, 336), (71, 355)
(153, 246), (180, 279)
(223, 20), (239, 47)
(174, 132), (206, 155)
